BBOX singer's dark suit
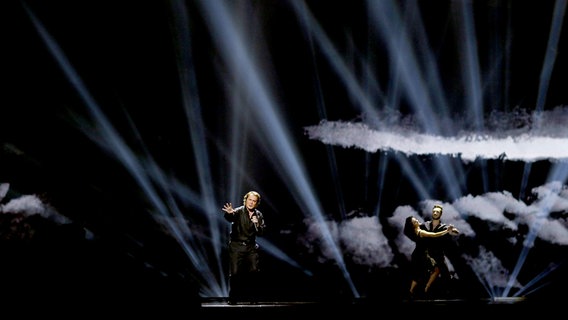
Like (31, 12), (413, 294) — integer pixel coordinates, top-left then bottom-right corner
(224, 205), (266, 301)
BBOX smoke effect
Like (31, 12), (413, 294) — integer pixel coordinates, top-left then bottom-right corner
(300, 215), (393, 267)
(0, 184), (96, 242)
(0, 183), (71, 225)
(304, 107), (568, 162)
(463, 247), (523, 290)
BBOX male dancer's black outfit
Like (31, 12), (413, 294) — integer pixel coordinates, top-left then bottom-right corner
(420, 220), (454, 296)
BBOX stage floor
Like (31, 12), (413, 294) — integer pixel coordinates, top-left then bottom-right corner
(198, 296), (548, 319)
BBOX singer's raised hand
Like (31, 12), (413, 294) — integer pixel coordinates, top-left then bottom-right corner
(222, 203), (234, 214)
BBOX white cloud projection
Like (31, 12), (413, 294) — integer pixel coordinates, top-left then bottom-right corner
(305, 112), (568, 298)
(305, 107), (568, 162)
(302, 180), (568, 265)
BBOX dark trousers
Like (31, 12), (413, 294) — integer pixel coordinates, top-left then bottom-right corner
(228, 241), (260, 300)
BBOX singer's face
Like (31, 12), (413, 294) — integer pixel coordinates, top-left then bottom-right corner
(245, 195), (259, 210)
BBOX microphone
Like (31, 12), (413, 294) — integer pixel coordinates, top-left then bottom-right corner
(251, 213), (259, 231)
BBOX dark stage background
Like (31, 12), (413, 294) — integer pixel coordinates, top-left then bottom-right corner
(2, 0), (568, 312)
